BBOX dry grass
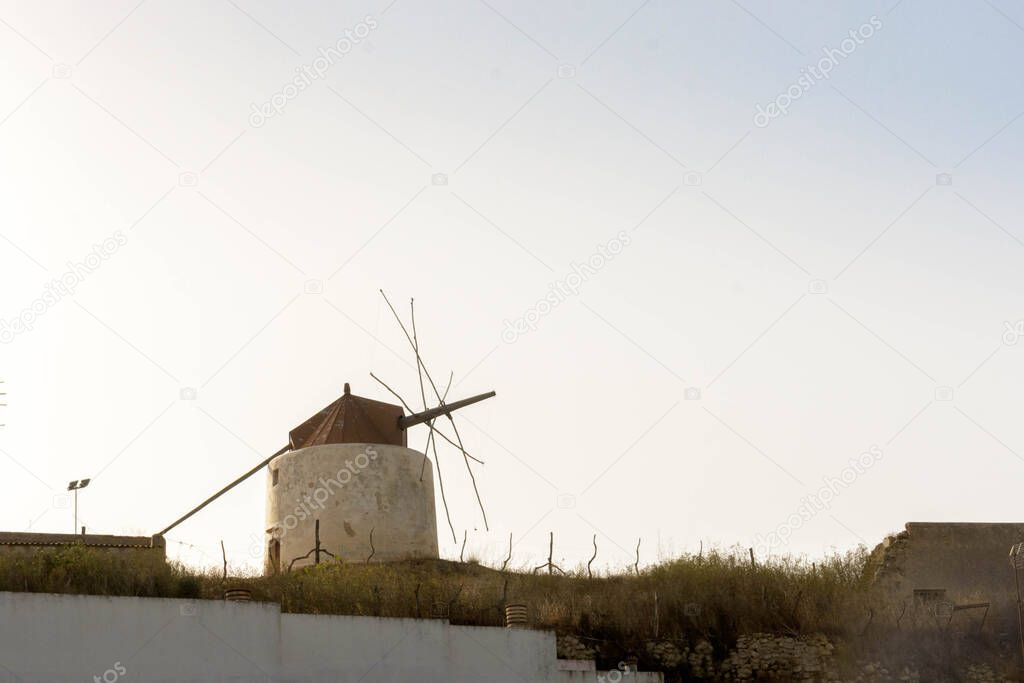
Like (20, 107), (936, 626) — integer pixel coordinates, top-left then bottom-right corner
(227, 548), (870, 643)
(0, 545), (202, 599)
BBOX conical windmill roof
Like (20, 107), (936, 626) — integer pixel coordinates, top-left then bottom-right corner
(288, 383), (406, 449)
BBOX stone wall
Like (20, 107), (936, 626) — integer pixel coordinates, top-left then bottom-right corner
(265, 443), (438, 573)
(869, 522), (1024, 634)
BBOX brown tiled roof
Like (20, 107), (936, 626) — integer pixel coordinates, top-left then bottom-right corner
(289, 383), (406, 448)
(0, 532), (163, 549)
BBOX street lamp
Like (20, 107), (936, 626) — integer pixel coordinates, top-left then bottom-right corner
(67, 479), (90, 534)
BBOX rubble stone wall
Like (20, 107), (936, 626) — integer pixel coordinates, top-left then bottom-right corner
(869, 522), (1024, 633)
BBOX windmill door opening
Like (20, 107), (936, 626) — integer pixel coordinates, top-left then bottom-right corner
(269, 539), (281, 574)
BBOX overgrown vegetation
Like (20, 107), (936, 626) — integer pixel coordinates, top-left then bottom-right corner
(0, 546), (1015, 681)
(0, 545), (868, 635)
(0, 545), (200, 599)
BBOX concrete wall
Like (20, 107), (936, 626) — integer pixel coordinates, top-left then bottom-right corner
(870, 522), (1024, 633)
(0, 591), (662, 682)
(265, 443), (438, 572)
(0, 592), (280, 683)
(282, 614), (561, 682)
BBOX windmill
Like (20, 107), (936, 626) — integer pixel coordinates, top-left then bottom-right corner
(154, 291), (495, 572)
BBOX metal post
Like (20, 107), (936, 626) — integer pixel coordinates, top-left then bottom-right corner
(1016, 563), (1024, 668)
(67, 479), (90, 533)
(1009, 543), (1024, 670)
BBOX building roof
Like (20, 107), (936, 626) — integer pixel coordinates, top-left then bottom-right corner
(288, 383), (406, 449)
(0, 532), (163, 549)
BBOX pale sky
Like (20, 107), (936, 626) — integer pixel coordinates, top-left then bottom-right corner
(2, 0), (1024, 573)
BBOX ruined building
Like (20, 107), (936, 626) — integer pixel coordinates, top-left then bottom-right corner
(869, 522), (1024, 635)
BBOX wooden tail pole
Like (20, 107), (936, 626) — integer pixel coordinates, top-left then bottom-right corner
(156, 444), (290, 537)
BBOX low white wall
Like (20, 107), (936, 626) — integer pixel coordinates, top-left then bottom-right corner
(281, 613), (560, 682)
(0, 592), (662, 683)
(0, 592), (280, 683)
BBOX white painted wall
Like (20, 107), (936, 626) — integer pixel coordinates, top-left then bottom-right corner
(266, 443), (439, 573)
(0, 592), (280, 683)
(0, 591), (662, 683)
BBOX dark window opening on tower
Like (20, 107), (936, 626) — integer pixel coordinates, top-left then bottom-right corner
(269, 539), (281, 574)
(272, 468), (279, 486)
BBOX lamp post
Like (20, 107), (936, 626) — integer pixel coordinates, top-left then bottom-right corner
(67, 479), (90, 534)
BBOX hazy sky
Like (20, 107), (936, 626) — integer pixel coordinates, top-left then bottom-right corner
(2, 0), (1024, 573)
